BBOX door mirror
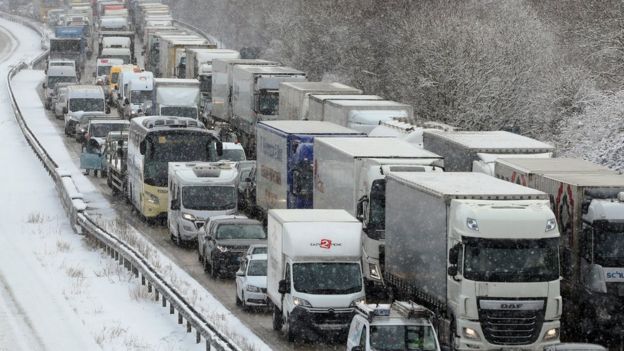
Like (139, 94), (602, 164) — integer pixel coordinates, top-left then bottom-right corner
(278, 279), (290, 294)
(447, 266), (458, 277)
(356, 196), (368, 222)
(63, 106), (68, 114)
(124, 98), (129, 105)
(92, 72), (96, 78)
(244, 177), (252, 183)
(139, 140), (146, 155)
(105, 106), (111, 114)
(448, 243), (461, 265)
(216, 141), (223, 157)
(236, 270), (244, 277)
(204, 234), (212, 241)
(171, 198), (180, 210)
(42, 82), (47, 89)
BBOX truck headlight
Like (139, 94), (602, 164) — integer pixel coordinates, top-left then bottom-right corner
(545, 218), (557, 232)
(146, 192), (159, 205)
(462, 327), (481, 341)
(350, 297), (366, 307)
(293, 297), (312, 307)
(246, 285), (261, 293)
(466, 218), (479, 231)
(369, 263), (381, 280)
(182, 213), (196, 221)
(543, 327), (559, 341)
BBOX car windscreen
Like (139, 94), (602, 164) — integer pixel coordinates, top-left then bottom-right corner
(215, 224), (266, 240)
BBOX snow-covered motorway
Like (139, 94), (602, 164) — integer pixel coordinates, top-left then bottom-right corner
(3, 14), (339, 351)
(0, 16), (248, 351)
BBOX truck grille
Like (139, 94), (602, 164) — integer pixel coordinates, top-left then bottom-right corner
(310, 309), (353, 326)
(478, 299), (545, 345)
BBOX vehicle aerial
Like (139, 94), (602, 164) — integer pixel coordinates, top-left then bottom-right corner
(152, 78), (201, 119)
(255, 121), (364, 216)
(313, 137), (443, 289)
(121, 71), (154, 118)
(44, 62), (78, 110)
(51, 82), (74, 119)
(167, 161), (239, 246)
(423, 130), (554, 175)
(63, 85), (109, 136)
(307, 99), (415, 133)
(125, 116), (223, 222)
(199, 215), (267, 278)
(278, 81), (362, 121)
(104, 131), (128, 195)
(384, 172), (562, 350)
(268, 209), (366, 342)
(230, 65), (307, 150)
(210, 58), (277, 125)
(347, 302), (441, 351)
(74, 113), (118, 143)
(235, 253), (268, 309)
(494, 157), (624, 341)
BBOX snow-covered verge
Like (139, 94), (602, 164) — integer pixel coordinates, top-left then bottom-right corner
(0, 17), (206, 351)
(7, 20), (271, 351)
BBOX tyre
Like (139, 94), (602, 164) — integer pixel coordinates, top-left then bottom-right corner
(236, 292), (242, 306)
(241, 292), (248, 311)
(285, 316), (296, 342)
(203, 252), (209, 272)
(272, 305), (283, 331)
(210, 258), (219, 279)
(198, 246), (203, 263)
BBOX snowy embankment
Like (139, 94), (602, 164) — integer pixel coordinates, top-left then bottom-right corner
(4, 16), (271, 351)
(0, 17), (225, 351)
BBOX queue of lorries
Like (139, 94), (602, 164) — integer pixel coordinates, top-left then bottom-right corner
(36, 1), (621, 350)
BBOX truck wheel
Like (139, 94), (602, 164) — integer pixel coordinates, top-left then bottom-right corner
(271, 305), (283, 331)
(449, 319), (457, 351)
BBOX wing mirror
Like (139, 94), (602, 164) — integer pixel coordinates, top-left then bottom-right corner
(139, 140), (146, 155)
(278, 279), (290, 294)
(216, 141), (223, 157)
(63, 106), (68, 114)
(447, 266), (458, 277)
(448, 243), (461, 265)
(236, 270), (244, 277)
(171, 198), (180, 210)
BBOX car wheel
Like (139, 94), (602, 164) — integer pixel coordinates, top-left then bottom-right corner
(198, 246), (203, 263)
(236, 291), (242, 306)
(175, 227), (183, 247)
(271, 304), (283, 331)
(285, 315), (296, 342)
(241, 292), (248, 311)
(210, 258), (218, 279)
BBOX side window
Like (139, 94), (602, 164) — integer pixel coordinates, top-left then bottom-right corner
(285, 263), (291, 282)
(359, 325), (367, 349)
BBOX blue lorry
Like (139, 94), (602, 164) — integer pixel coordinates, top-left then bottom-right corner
(50, 26), (87, 72)
(254, 120), (365, 215)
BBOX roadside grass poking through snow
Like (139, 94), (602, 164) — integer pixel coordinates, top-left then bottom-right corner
(26, 212), (46, 223)
(56, 239), (71, 252)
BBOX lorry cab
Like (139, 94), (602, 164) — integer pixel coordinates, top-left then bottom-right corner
(108, 64), (140, 101)
(168, 162), (239, 246)
(123, 72), (154, 118)
(347, 302), (441, 351)
(95, 58), (124, 83)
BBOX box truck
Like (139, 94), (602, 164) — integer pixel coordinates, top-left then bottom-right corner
(210, 59), (278, 124)
(307, 94), (383, 123)
(423, 130), (554, 174)
(494, 158), (624, 339)
(267, 209), (365, 341)
(231, 65), (306, 151)
(384, 172), (562, 350)
(313, 137), (444, 287)
(278, 82), (362, 120)
(255, 121), (364, 216)
(310, 99), (414, 133)
(158, 37), (215, 78)
(152, 78), (200, 119)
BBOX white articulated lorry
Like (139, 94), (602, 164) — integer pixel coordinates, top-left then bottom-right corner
(267, 209), (366, 342)
(423, 130), (554, 175)
(152, 78), (200, 119)
(307, 95), (383, 122)
(494, 158), (624, 340)
(231, 65), (307, 152)
(278, 82), (362, 120)
(309, 99), (414, 133)
(384, 172), (562, 350)
(313, 137), (444, 288)
(210, 59), (277, 124)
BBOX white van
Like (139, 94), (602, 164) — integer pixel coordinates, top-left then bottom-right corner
(95, 57), (124, 83)
(44, 63), (78, 110)
(64, 85), (109, 136)
(100, 47), (132, 64)
(101, 37), (131, 50)
(121, 71), (154, 118)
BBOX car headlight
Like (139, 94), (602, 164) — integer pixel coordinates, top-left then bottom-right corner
(369, 263), (381, 280)
(182, 213), (196, 221)
(246, 285), (261, 293)
(543, 327), (559, 341)
(293, 297), (312, 307)
(216, 245), (228, 253)
(462, 327), (481, 341)
(350, 297), (366, 307)
(146, 192), (159, 205)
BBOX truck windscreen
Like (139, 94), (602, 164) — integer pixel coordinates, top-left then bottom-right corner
(258, 90), (279, 115)
(160, 106), (197, 119)
(216, 224), (266, 240)
(50, 40), (81, 53)
(293, 262), (362, 295)
(130, 90), (152, 105)
(463, 237), (559, 283)
(370, 325), (438, 351)
(182, 186), (236, 211)
(594, 223), (624, 266)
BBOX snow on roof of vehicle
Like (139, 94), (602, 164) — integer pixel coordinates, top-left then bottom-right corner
(260, 120), (361, 134)
(280, 81), (361, 93)
(496, 157), (612, 174)
(325, 99), (410, 108)
(425, 130), (554, 151)
(315, 137), (441, 158)
(268, 209), (359, 223)
(170, 161), (239, 185)
(234, 65), (305, 75)
(89, 119), (129, 125)
(542, 172), (624, 187)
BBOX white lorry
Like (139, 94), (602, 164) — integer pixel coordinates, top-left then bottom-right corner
(313, 137), (444, 288)
(368, 120), (457, 147)
(210, 59), (277, 124)
(152, 78), (201, 119)
(384, 172), (562, 350)
(158, 36), (214, 78)
(347, 302), (441, 351)
(118, 71), (154, 118)
(268, 209), (366, 342)
(307, 99), (414, 133)
(231, 65), (307, 150)
(494, 158), (624, 340)
(423, 130), (554, 174)
(167, 162), (239, 246)
(278, 82), (362, 120)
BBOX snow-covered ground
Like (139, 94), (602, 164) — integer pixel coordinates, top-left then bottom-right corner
(2, 16), (270, 351)
(0, 17), (225, 351)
